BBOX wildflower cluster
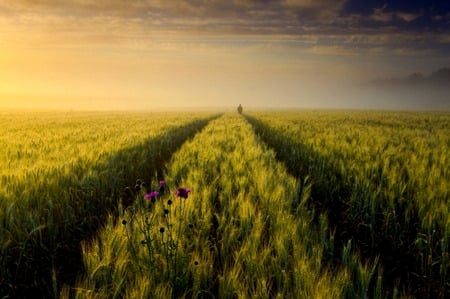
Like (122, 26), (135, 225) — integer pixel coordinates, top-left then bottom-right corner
(121, 179), (196, 287)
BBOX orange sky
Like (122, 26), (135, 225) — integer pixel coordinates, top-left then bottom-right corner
(1, 1), (449, 110)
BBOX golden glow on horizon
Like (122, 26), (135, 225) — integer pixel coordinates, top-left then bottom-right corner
(0, 22), (345, 110)
(1, 1), (448, 110)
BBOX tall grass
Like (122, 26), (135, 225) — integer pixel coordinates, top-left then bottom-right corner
(65, 114), (382, 298)
(245, 110), (450, 298)
(0, 110), (218, 298)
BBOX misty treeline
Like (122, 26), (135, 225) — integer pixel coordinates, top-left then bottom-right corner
(368, 67), (450, 88)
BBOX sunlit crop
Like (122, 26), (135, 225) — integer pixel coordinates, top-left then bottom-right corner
(246, 110), (450, 298)
(0, 110), (217, 298)
(1, 110), (448, 298)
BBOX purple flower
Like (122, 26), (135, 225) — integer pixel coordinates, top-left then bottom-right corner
(159, 180), (166, 193)
(175, 187), (191, 199)
(144, 191), (159, 200)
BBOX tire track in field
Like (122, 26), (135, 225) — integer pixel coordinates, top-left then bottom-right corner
(158, 113), (343, 298)
(243, 114), (424, 297)
(57, 114), (222, 295)
(2, 114), (221, 299)
(243, 114), (348, 226)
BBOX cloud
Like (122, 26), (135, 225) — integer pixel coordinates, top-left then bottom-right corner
(396, 12), (420, 22)
(370, 4), (421, 23)
(370, 5), (394, 22)
(0, 0), (449, 57)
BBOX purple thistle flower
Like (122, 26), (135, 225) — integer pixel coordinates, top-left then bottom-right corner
(159, 180), (166, 193)
(144, 191), (159, 200)
(175, 187), (191, 199)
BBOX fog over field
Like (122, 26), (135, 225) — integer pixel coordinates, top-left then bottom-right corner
(0, 1), (449, 110)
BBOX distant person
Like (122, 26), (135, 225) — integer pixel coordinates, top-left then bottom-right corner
(237, 104), (243, 114)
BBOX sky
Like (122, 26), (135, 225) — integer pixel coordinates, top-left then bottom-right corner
(0, 0), (449, 110)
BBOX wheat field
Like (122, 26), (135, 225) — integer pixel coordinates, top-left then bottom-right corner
(0, 110), (448, 298)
